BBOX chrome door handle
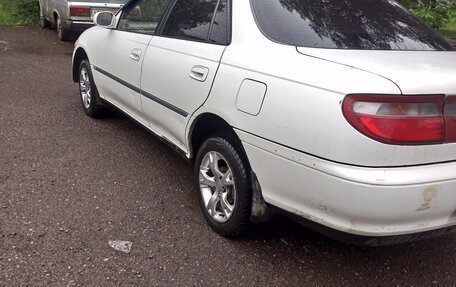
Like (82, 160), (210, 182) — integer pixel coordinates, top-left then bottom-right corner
(189, 66), (209, 82)
(130, 49), (142, 61)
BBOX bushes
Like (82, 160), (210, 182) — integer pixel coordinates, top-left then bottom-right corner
(0, 0), (38, 25)
(397, 0), (456, 30)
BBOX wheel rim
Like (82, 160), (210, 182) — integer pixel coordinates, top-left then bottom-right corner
(57, 17), (62, 38)
(199, 151), (236, 223)
(79, 67), (92, 109)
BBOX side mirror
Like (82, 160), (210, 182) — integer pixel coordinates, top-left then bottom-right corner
(94, 11), (116, 29)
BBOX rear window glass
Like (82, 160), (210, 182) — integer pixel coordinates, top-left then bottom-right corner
(251, 0), (453, 51)
(162, 0), (218, 42)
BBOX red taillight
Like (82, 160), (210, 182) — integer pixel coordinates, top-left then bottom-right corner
(70, 7), (90, 17)
(445, 96), (456, 142)
(342, 94), (456, 145)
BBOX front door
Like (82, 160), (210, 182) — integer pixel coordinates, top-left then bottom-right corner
(91, 0), (169, 125)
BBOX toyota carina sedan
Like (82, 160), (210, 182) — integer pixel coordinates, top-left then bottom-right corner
(72, 0), (456, 246)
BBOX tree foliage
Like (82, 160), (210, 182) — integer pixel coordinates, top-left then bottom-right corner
(397, 0), (456, 29)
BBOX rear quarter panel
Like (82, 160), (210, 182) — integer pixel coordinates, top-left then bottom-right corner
(196, 0), (456, 167)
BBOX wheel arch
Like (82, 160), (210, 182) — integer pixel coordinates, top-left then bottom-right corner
(188, 113), (245, 162)
(52, 10), (60, 24)
(189, 112), (273, 223)
(72, 48), (89, 83)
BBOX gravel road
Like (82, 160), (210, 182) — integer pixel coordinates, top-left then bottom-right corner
(1, 26), (455, 287)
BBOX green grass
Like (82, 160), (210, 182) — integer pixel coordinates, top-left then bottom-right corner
(0, 6), (16, 25)
(0, 0), (38, 26)
(0, 7), (16, 25)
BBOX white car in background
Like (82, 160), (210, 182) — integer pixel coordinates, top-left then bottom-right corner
(72, 0), (456, 246)
(38, 0), (126, 41)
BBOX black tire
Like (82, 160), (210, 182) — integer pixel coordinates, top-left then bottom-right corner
(56, 16), (70, 41)
(78, 59), (104, 118)
(39, 5), (50, 29)
(195, 136), (252, 237)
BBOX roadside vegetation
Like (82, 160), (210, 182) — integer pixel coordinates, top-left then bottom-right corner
(0, 10), (15, 26)
(441, 9), (456, 38)
(0, 0), (455, 39)
(398, 0), (456, 38)
(0, 0), (38, 25)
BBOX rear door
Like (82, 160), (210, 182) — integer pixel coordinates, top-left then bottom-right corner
(140, 0), (230, 148)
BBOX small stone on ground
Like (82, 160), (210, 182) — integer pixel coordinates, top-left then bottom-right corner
(108, 240), (133, 254)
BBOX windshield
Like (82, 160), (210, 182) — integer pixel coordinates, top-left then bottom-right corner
(251, 0), (453, 51)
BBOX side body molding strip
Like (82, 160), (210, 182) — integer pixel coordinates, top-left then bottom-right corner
(93, 65), (189, 117)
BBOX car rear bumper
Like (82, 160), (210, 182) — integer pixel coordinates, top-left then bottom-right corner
(236, 129), (456, 241)
(274, 206), (456, 246)
(64, 20), (94, 32)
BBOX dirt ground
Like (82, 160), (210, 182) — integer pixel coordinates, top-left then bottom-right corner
(1, 26), (456, 286)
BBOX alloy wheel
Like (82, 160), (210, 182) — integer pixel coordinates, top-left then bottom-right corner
(199, 151), (236, 223)
(79, 67), (92, 109)
(57, 17), (62, 39)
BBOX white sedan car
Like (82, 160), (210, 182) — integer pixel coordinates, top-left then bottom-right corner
(72, 0), (456, 245)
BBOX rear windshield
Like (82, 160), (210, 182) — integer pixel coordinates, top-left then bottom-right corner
(251, 0), (453, 51)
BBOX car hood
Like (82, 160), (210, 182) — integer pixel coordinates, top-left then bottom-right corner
(297, 47), (456, 95)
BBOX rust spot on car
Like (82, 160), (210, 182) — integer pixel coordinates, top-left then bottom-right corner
(417, 187), (437, 211)
(311, 203), (329, 211)
(295, 209), (328, 226)
(416, 222), (430, 228)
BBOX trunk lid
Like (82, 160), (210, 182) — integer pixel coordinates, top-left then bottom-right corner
(297, 48), (456, 95)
